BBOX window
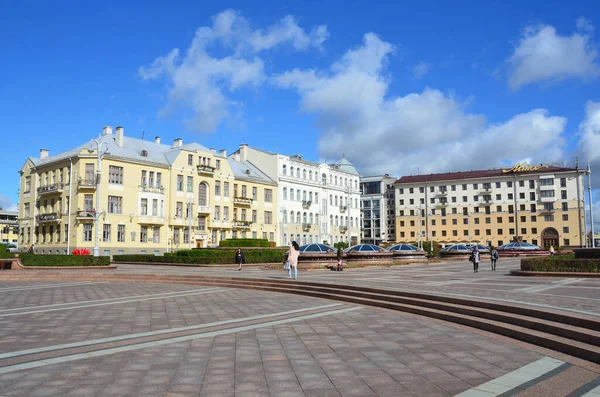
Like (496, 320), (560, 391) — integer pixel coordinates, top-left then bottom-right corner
(282, 165), (287, 175)
(103, 224), (111, 242)
(529, 180), (535, 189)
(519, 180), (524, 187)
(140, 226), (147, 243)
(562, 214), (568, 221)
(152, 199), (158, 216)
(215, 181), (221, 196)
(252, 187), (257, 200)
(508, 193), (513, 200)
(141, 170), (147, 187)
(452, 219), (457, 225)
(561, 190), (567, 199)
(84, 194), (94, 211)
(85, 163), (95, 182)
(149, 172), (154, 187)
(83, 224), (92, 242)
(544, 215), (554, 221)
(563, 226), (569, 233)
(541, 190), (555, 198)
(507, 181), (513, 188)
(264, 189), (273, 202)
(252, 210), (257, 223)
(530, 192), (536, 201)
(118, 225), (125, 242)
(108, 196), (122, 214)
(153, 226), (160, 243)
(531, 215), (537, 222)
(462, 196), (467, 202)
(214, 206), (220, 221)
(173, 228), (180, 244)
(177, 175), (183, 191)
(223, 206), (229, 221)
(497, 228), (503, 235)
(521, 216), (526, 222)
(560, 178), (566, 188)
(176, 202), (183, 218)
(183, 228), (189, 244)
(264, 211), (272, 224)
(109, 166), (123, 184)
(540, 178), (554, 186)
(25, 176), (31, 193)
(187, 176), (193, 192)
(486, 229), (491, 236)
(532, 228), (537, 234)
(224, 182), (229, 197)
(156, 172), (162, 188)
(188, 154), (193, 165)
(521, 228), (527, 235)
(564, 238), (570, 246)
(141, 198), (148, 215)
(198, 183), (208, 206)
(216, 160), (220, 170)
(519, 193), (525, 199)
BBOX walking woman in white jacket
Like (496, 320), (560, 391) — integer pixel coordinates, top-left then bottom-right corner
(288, 241), (300, 280)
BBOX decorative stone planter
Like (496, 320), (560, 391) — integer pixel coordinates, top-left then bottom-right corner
(298, 253), (340, 269)
(345, 251), (394, 266)
(498, 250), (548, 257)
(391, 250), (428, 264)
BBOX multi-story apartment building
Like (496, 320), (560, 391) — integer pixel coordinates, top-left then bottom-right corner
(17, 126), (278, 255)
(0, 210), (18, 244)
(360, 175), (396, 245)
(230, 144), (361, 246)
(394, 164), (586, 248)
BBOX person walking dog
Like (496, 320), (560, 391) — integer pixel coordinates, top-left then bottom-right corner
(490, 246), (499, 271)
(288, 241), (300, 280)
(235, 248), (245, 271)
(470, 246), (480, 273)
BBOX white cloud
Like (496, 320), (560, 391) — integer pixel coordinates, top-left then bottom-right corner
(0, 194), (16, 212)
(275, 33), (567, 177)
(507, 20), (600, 89)
(412, 61), (430, 79)
(139, 9), (328, 133)
(577, 101), (600, 191)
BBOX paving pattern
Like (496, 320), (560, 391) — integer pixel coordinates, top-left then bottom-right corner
(0, 259), (598, 396)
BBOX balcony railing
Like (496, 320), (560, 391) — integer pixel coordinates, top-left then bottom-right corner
(232, 220), (252, 228)
(75, 210), (96, 219)
(77, 179), (96, 189)
(197, 164), (216, 175)
(139, 185), (165, 194)
(339, 226), (348, 233)
(36, 212), (61, 222)
(302, 223), (311, 231)
(540, 207), (555, 214)
(197, 205), (211, 214)
(37, 183), (64, 195)
(339, 205), (347, 213)
(233, 196), (253, 205)
(302, 200), (312, 209)
(435, 190), (448, 196)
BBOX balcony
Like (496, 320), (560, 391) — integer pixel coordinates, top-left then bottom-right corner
(539, 207), (555, 214)
(197, 205), (211, 214)
(302, 200), (312, 209)
(138, 216), (165, 225)
(480, 186), (493, 193)
(339, 205), (347, 213)
(197, 164), (216, 176)
(477, 200), (492, 206)
(435, 190), (448, 196)
(233, 196), (253, 206)
(75, 210), (96, 220)
(77, 179), (96, 190)
(139, 185), (165, 194)
(302, 223), (311, 231)
(435, 203), (448, 209)
(339, 226), (348, 233)
(36, 212), (61, 222)
(232, 220), (252, 229)
(37, 183), (64, 195)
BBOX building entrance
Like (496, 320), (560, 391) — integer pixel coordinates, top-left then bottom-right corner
(541, 227), (559, 248)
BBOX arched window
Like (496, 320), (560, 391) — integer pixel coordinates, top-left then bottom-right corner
(283, 210), (287, 224)
(282, 165), (287, 176)
(303, 212), (307, 223)
(335, 215), (339, 226)
(141, 150), (148, 157)
(309, 170), (312, 180)
(198, 183), (208, 206)
(354, 180), (358, 190)
(303, 169), (307, 179)
(335, 196), (338, 206)
(309, 192), (313, 202)
(350, 217), (353, 227)
(345, 216), (348, 226)
(335, 176), (338, 185)
(309, 213), (313, 224)
(322, 173), (327, 185)
(289, 211), (294, 224)
(296, 212), (301, 224)
(345, 178), (348, 187)
(330, 215), (333, 226)
(315, 214), (319, 224)
(303, 190), (307, 201)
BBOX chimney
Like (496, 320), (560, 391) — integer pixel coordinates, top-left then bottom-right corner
(173, 138), (182, 147)
(40, 149), (49, 159)
(210, 148), (217, 154)
(234, 152), (241, 161)
(239, 143), (248, 162)
(155, 136), (161, 144)
(102, 126), (113, 135)
(115, 126), (124, 147)
(219, 149), (227, 157)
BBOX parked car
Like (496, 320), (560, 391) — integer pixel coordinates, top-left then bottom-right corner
(5, 243), (18, 253)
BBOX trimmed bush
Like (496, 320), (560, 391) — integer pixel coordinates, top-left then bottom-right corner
(0, 244), (14, 259)
(521, 257), (600, 273)
(219, 238), (275, 248)
(19, 253), (110, 267)
(114, 249), (286, 264)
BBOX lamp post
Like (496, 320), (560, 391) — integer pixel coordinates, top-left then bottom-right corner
(587, 162), (595, 248)
(89, 139), (108, 257)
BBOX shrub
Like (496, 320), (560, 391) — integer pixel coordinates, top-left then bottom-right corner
(0, 244), (14, 259)
(114, 249), (286, 264)
(19, 253), (110, 267)
(219, 238), (272, 247)
(334, 242), (349, 249)
(521, 257), (600, 273)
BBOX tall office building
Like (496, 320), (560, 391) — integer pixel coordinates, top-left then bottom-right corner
(360, 175), (396, 244)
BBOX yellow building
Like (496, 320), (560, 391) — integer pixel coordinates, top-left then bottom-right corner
(18, 126), (278, 256)
(394, 164), (586, 248)
(0, 210), (18, 245)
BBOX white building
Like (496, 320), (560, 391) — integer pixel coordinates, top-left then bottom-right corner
(230, 144), (362, 246)
(360, 175), (397, 245)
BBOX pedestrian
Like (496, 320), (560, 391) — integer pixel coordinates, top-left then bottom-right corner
(288, 241), (300, 280)
(336, 246), (344, 271)
(471, 246), (480, 273)
(28, 245), (34, 254)
(549, 245), (555, 256)
(234, 248), (245, 271)
(490, 246), (499, 271)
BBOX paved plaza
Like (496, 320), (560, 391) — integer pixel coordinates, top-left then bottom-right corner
(0, 259), (598, 396)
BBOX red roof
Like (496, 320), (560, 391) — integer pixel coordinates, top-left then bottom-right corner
(395, 166), (577, 184)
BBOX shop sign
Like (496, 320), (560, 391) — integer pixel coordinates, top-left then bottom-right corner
(501, 162), (549, 173)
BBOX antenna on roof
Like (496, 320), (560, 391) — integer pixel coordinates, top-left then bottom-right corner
(141, 131), (145, 140)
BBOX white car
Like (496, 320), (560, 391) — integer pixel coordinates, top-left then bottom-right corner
(5, 244), (18, 253)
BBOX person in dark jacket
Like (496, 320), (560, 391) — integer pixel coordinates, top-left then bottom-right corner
(490, 246), (499, 271)
(235, 248), (245, 271)
(336, 246), (344, 271)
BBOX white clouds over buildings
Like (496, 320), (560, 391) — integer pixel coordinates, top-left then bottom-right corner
(507, 19), (600, 89)
(139, 9), (328, 133)
(412, 61), (430, 79)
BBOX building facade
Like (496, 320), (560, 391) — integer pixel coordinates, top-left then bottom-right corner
(0, 210), (18, 245)
(231, 145), (362, 246)
(18, 126), (278, 256)
(394, 164), (586, 248)
(360, 175), (396, 244)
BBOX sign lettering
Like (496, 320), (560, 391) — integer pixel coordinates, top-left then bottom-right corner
(501, 162), (550, 173)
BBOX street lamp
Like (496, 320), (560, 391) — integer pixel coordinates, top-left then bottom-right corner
(587, 162), (595, 248)
(88, 139), (109, 257)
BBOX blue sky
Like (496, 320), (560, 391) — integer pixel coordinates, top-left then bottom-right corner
(1, 0), (600, 228)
